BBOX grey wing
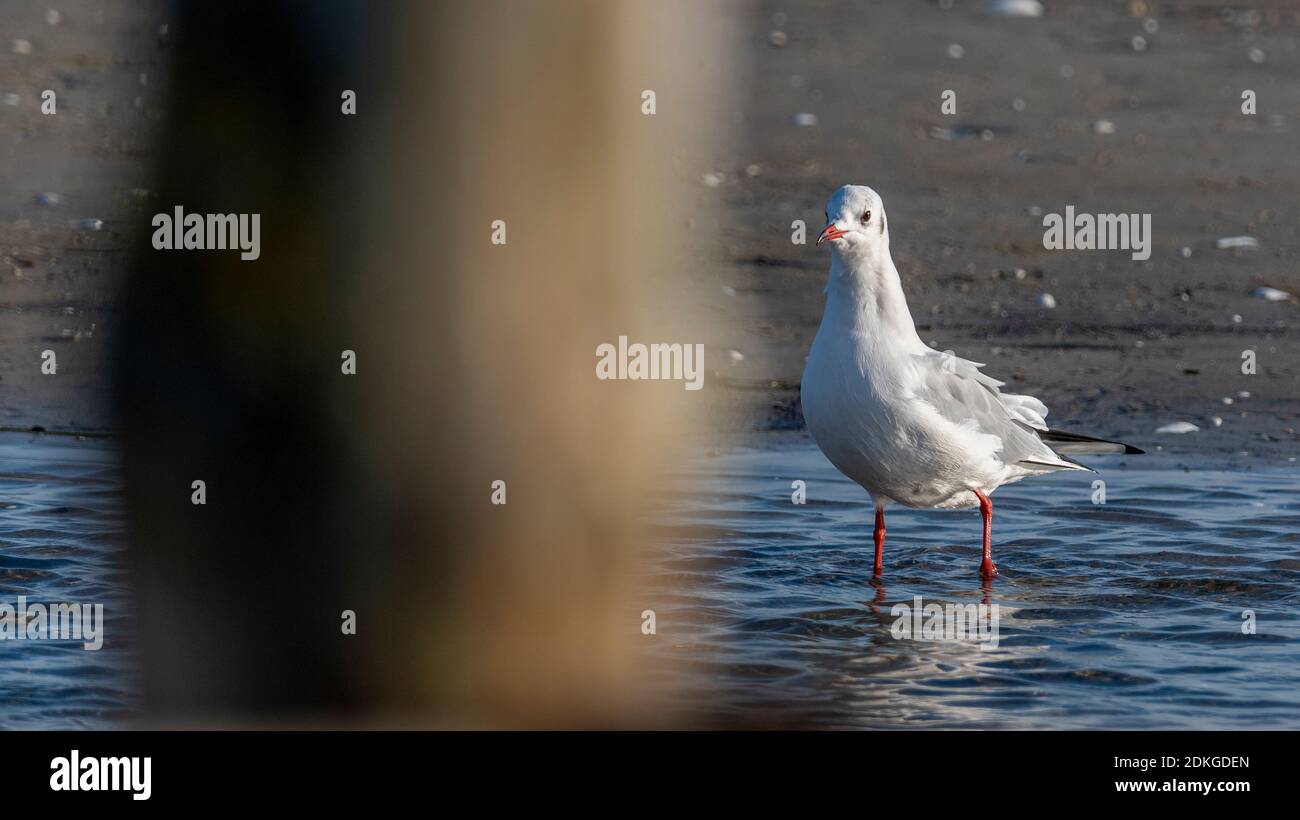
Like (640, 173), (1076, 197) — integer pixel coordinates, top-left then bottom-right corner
(911, 350), (1074, 469)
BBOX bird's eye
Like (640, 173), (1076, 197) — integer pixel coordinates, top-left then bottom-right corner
(861, 210), (871, 224)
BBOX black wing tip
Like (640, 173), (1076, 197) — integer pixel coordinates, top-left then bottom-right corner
(1034, 425), (1145, 456)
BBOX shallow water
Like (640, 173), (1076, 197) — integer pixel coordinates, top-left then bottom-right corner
(643, 444), (1300, 729)
(0, 434), (134, 729)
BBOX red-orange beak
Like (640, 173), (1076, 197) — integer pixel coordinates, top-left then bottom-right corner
(817, 223), (846, 245)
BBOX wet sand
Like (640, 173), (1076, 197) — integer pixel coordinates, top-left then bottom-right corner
(2, 1), (1296, 465)
(693, 0), (1299, 465)
(0, 1), (165, 433)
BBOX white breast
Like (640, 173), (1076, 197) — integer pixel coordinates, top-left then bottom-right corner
(802, 321), (1008, 510)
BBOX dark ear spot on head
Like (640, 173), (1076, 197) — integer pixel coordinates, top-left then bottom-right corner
(880, 212), (886, 235)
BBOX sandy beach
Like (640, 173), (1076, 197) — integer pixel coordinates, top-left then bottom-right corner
(3, 1), (1296, 464)
(692, 0), (1298, 465)
(0, 1), (164, 433)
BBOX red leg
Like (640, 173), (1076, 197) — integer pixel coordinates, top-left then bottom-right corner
(975, 489), (998, 578)
(873, 507), (886, 576)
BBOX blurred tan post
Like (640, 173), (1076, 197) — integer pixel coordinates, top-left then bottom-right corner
(358, 0), (737, 725)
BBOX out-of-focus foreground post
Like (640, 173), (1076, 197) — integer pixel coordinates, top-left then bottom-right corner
(117, 1), (735, 726)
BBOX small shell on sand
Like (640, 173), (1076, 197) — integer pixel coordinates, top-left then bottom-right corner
(1216, 235), (1258, 250)
(1251, 286), (1292, 302)
(985, 0), (1044, 17)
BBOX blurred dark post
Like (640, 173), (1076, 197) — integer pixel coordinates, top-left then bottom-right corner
(116, 0), (376, 719)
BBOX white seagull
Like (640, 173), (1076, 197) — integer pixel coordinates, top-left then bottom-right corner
(801, 185), (1142, 578)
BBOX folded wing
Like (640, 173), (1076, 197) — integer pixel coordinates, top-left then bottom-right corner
(910, 350), (1087, 472)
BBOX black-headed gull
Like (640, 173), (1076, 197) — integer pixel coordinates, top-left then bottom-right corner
(801, 185), (1142, 578)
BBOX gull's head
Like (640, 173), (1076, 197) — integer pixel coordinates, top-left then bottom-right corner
(817, 185), (888, 254)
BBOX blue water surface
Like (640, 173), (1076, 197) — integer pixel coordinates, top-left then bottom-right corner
(643, 443), (1300, 729)
(0, 434), (134, 729)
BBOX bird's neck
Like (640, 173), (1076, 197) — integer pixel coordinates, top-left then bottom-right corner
(823, 248), (924, 347)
